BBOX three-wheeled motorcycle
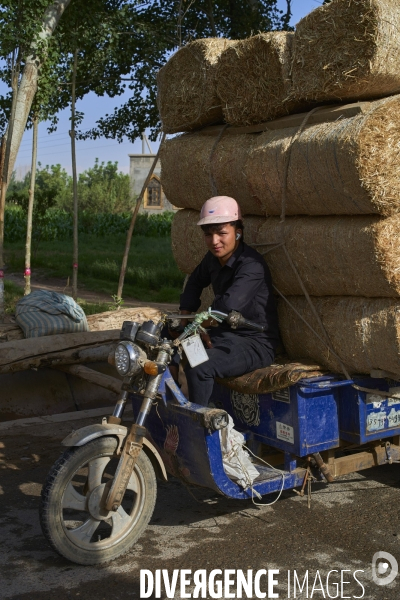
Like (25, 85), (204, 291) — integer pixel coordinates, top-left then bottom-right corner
(40, 310), (400, 564)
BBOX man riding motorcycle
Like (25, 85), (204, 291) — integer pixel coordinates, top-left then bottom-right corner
(172, 195), (280, 406)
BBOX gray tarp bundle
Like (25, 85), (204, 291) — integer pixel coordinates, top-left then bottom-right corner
(15, 290), (88, 338)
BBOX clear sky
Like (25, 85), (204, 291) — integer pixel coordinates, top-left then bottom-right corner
(14, 0), (323, 178)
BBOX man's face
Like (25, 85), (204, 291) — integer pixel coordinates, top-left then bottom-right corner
(203, 222), (238, 263)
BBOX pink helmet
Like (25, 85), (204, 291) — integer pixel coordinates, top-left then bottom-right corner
(197, 196), (242, 226)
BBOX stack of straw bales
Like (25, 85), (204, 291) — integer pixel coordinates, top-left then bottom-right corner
(157, 0), (400, 132)
(164, 97), (400, 374)
(159, 0), (400, 376)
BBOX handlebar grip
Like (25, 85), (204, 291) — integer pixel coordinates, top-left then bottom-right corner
(226, 310), (265, 332)
(239, 318), (265, 333)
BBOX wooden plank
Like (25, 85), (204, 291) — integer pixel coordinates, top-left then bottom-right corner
(54, 364), (122, 394)
(329, 444), (400, 477)
(0, 330), (119, 374)
(0, 323), (24, 343)
(198, 101), (370, 137)
(0, 404), (133, 431)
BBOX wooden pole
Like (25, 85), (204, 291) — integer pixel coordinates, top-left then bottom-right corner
(24, 116), (39, 295)
(70, 48), (79, 301)
(117, 132), (166, 300)
(0, 136), (6, 322)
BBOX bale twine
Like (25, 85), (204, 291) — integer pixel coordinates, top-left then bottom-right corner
(278, 296), (400, 376)
(216, 32), (305, 126)
(157, 38), (237, 134)
(160, 133), (262, 215)
(171, 210), (400, 297)
(249, 95), (400, 215)
(171, 209), (263, 274)
(291, 0), (400, 104)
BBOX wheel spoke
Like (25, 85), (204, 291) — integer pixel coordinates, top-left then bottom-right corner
(67, 517), (100, 544)
(63, 482), (87, 510)
(87, 457), (110, 491)
(111, 506), (131, 538)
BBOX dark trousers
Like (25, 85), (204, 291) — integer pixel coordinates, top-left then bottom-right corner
(183, 330), (274, 407)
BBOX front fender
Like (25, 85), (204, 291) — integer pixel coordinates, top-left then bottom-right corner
(62, 423), (128, 453)
(62, 423), (167, 481)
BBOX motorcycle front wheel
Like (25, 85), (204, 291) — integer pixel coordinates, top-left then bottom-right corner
(40, 436), (157, 565)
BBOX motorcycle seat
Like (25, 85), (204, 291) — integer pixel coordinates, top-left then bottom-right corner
(216, 356), (324, 396)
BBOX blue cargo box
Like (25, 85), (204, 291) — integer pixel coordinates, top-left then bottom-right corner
(338, 377), (400, 444)
(211, 376), (340, 457)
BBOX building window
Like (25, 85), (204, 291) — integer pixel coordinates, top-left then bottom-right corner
(145, 176), (163, 208)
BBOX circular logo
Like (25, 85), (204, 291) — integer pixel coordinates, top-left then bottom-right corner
(372, 551), (398, 586)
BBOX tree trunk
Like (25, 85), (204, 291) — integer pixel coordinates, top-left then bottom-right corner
(0, 64), (20, 321)
(0, 137), (6, 322)
(6, 0), (72, 182)
(70, 48), (79, 301)
(117, 133), (166, 300)
(206, 0), (217, 36)
(282, 0), (292, 30)
(24, 116), (39, 295)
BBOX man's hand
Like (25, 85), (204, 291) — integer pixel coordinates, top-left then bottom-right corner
(168, 309), (191, 339)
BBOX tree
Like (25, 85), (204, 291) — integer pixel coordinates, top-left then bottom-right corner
(81, 0), (293, 142)
(7, 159), (131, 215)
(0, 0), (72, 318)
(75, 160), (132, 214)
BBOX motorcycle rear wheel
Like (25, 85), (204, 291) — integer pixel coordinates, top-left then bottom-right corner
(40, 436), (157, 565)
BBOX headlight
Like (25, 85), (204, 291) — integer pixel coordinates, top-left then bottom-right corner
(114, 341), (144, 377)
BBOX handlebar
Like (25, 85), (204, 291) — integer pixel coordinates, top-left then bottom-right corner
(167, 308), (265, 342)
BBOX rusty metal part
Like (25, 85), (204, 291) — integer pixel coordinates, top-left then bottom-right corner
(312, 452), (335, 482)
(200, 408), (229, 431)
(293, 457), (312, 499)
(104, 423), (147, 512)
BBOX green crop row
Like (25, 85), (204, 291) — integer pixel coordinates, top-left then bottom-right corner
(4, 205), (174, 242)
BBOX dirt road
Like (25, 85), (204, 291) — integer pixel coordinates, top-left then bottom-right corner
(7, 272), (179, 313)
(1, 410), (399, 600)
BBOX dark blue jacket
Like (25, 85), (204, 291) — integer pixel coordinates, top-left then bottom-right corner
(179, 242), (280, 350)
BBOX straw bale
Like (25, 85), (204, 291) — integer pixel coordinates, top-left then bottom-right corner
(160, 132), (262, 215)
(171, 209), (263, 274)
(87, 308), (162, 331)
(292, 0), (400, 104)
(249, 95), (400, 215)
(257, 214), (400, 297)
(278, 296), (400, 376)
(216, 32), (305, 126)
(199, 285), (215, 312)
(157, 38), (237, 134)
(161, 96), (400, 216)
(172, 210), (400, 297)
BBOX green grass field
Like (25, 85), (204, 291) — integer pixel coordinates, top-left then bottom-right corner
(4, 234), (186, 308)
(4, 280), (24, 314)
